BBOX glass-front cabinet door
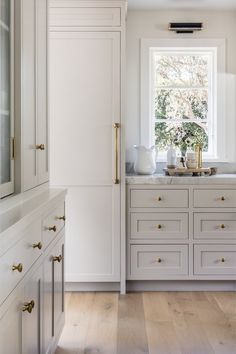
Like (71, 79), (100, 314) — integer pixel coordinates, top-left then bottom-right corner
(0, 0), (14, 198)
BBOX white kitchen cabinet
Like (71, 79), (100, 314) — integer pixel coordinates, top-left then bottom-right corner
(0, 188), (66, 354)
(15, 0), (49, 192)
(49, 1), (126, 287)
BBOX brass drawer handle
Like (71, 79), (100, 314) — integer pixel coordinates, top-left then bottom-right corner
(36, 144), (45, 150)
(53, 255), (62, 263)
(220, 224), (226, 229)
(33, 242), (42, 250)
(220, 257), (225, 263)
(221, 196), (225, 201)
(48, 225), (57, 232)
(22, 300), (35, 313)
(57, 216), (66, 221)
(12, 263), (23, 273)
(113, 123), (120, 185)
(156, 224), (162, 229)
(156, 257), (162, 263)
(155, 196), (162, 202)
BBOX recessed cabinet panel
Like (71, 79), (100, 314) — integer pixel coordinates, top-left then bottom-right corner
(50, 7), (121, 27)
(194, 213), (236, 239)
(194, 245), (236, 275)
(193, 189), (236, 208)
(130, 189), (189, 208)
(50, 31), (120, 186)
(131, 245), (188, 278)
(130, 212), (188, 239)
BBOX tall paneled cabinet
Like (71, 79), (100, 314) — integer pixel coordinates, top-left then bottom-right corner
(49, 0), (127, 292)
(15, 0), (49, 192)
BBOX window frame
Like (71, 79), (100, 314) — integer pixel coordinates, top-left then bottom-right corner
(0, 0), (14, 198)
(140, 38), (226, 162)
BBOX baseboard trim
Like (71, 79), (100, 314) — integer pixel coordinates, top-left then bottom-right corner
(66, 280), (236, 292)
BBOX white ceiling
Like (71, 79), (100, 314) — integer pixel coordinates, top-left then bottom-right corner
(128, 0), (236, 10)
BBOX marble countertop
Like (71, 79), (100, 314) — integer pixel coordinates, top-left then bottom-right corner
(126, 173), (236, 185)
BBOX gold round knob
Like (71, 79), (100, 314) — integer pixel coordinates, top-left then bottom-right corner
(58, 216), (66, 221)
(48, 225), (57, 232)
(221, 257), (225, 263)
(36, 144), (45, 150)
(156, 224), (162, 229)
(221, 196), (225, 201)
(53, 255), (62, 263)
(156, 196), (162, 202)
(12, 263), (23, 273)
(33, 242), (42, 250)
(156, 257), (162, 263)
(22, 300), (35, 313)
(220, 224), (225, 229)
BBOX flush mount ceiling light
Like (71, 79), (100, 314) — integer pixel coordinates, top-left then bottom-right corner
(169, 22), (203, 33)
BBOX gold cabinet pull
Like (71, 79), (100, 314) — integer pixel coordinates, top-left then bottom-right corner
(220, 224), (226, 229)
(36, 144), (45, 150)
(48, 225), (57, 232)
(155, 196), (162, 202)
(57, 216), (66, 221)
(53, 255), (62, 263)
(33, 242), (42, 250)
(156, 224), (162, 229)
(22, 300), (35, 313)
(221, 196), (225, 201)
(156, 257), (162, 263)
(113, 123), (120, 185)
(220, 257), (225, 263)
(12, 263), (23, 273)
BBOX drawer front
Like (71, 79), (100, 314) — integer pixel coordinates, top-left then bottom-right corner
(130, 189), (188, 208)
(130, 213), (188, 240)
(130, 245), (188, 277)
(50, 7), (121, 27)
(193, 189), (236, 208)
(194, 245), (236, 275)
(42, 202), (65, 249)
(0, 220), (42, 305)
(194, 213), (236, 239)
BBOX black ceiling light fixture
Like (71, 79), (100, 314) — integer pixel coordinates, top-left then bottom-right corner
(169, 22), (203, 34)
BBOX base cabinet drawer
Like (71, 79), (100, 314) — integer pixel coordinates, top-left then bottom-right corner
(193, 189), (236, 208)
(194, 245), (236, 275)
(130, 245), (188, 278)
(130, 213), (188, 240)
(130, 189), (188, 208)
(194, 213), (236, 239)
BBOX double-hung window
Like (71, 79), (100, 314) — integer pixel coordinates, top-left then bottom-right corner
(141, 39), (226, 161)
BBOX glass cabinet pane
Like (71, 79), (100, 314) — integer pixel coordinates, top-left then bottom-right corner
(0, 0), (11, 186)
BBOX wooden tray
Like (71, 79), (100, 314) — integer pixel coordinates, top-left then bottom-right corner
(164, 167), (212, 176)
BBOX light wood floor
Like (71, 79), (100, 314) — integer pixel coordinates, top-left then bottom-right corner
(56, 292), (236, 354)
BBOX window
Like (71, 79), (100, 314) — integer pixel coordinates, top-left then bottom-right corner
(0, 0), (14, 198)
(141, 39), (226, 161)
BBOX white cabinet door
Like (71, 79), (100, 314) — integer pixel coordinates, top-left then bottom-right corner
(22, 265), (43, 354)
(0, 289), (23, 354)
(20, 0), (49, 191)
(50, 31), (121, 282)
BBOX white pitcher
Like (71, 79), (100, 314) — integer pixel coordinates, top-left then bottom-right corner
(134, 145), (157, 175)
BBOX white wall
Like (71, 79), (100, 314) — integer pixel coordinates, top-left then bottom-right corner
(126, 10), (236, 162)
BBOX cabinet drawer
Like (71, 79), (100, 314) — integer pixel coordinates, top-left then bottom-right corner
(0, 220), (42, 305)
(50, 7), (121, 27)
(130, 245), (188, 278)
(194, 213), (236, 239)
(194, 245), (236, 275)
(42, 202), (65, 249)
(130, 213), (188, 240)
(130, 189), (188, 208)
(193, 189), (236, 208)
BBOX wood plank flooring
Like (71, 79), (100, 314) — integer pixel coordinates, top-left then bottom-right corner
(56, 292), (236, 354)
